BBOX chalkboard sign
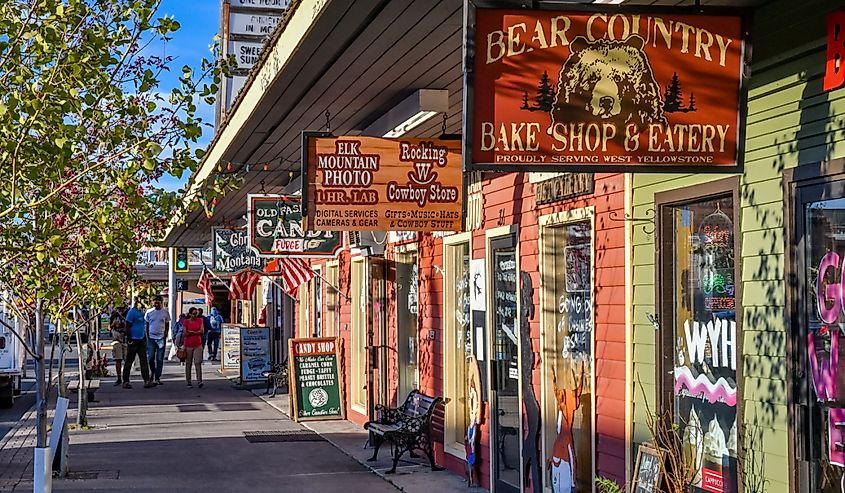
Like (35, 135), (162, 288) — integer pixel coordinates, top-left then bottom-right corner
(633, 444), (665, 493)
(240, 327), (271, 382)
(288, 337), (345, 422)
(221, 324), (241, 372)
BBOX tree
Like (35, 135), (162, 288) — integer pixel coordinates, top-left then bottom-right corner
(520, 90), (530, 110)
(687, 92), (697, 112)
(664, 72), (683, 113)
(535, 70), (555, 112)
(0, 0), (237, 476)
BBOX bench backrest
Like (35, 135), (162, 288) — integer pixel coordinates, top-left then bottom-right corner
(399, 390), (440, 419)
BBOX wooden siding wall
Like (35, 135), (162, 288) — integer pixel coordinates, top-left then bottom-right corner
(630, 1), (845, 490)
(476, 171), (627, 487)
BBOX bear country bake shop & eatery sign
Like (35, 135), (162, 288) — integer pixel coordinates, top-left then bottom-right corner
(468, 9), (746, 172)
(247, 194), (344, 257)
(301, 133), (462, 232)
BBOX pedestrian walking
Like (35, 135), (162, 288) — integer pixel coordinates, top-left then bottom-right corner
(206, 307), (223, 361)
(168, 313), (186, 362)
(181, 308), (204, 388)
(145, 296), (171, 385)
(123, 301), (153, 388)
(109, 306), (128, 386)
(198, 308), (211, 360)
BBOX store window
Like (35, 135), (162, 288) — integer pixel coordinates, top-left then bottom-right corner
(540, 217), (594, 492)
(395, 249), (419, 401)
(313, 267), (322, 337)
(444, 237), (472, 455)
(325, 262), (339, 337)
(662, 194), (739, 493)
(797, 192), (845, 492)
(298, 280), (310, 338)
(351, 258), (367, 411)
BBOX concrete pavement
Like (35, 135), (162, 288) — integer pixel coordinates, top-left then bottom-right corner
(0, 359), (400, 492)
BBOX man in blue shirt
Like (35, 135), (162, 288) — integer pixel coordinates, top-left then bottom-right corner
(123, 301), (153, 388)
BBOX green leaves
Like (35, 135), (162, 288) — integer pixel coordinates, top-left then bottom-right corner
(0, 0), (232, 316)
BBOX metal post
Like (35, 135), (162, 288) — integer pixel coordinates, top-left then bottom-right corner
(168, 248), (177, 333)
(33, 297), (51, 493)
(34, 298), (46, 447)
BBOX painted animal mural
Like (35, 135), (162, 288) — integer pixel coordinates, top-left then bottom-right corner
(549, 362), (585, 493)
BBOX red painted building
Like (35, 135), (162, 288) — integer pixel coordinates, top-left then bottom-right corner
(297, 171), (627, 491)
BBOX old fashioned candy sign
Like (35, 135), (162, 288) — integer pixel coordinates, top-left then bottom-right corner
(302, 133), (463, 232)
(469, 10), (746, 171)
(247, 194), (344, 258)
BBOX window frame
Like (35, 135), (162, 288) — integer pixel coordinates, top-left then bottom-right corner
(654, 177), (743, 474)
(350, 257), (367, 414)
(442, 232), (473, 459)
(538, 206), (596, 491)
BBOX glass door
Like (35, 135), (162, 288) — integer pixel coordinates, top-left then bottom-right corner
(664, 195), (739, 493)
(793, 180), (845, 492)
(491, 235), (520, 493)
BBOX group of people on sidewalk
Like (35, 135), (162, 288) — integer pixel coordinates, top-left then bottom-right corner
(108, 297), (224, 389)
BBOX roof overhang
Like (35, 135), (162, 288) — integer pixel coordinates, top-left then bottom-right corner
(163, 0), (773, 248)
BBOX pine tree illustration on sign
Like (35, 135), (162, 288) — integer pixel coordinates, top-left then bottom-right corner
(520, 70), (556, 112)
(663, 72), (697, 113)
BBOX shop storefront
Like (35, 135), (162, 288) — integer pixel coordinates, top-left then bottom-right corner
(631, 2), (845, 492)
(161, 1), (845, 492)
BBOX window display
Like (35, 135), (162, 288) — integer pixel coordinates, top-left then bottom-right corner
(668, 197), (738, 493)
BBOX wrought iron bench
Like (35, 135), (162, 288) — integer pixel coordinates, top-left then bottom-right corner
(262, 361), (288, 397)
(363, 390), (444, 474)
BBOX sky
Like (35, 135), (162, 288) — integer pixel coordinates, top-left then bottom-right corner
(150, 0), (222, 192)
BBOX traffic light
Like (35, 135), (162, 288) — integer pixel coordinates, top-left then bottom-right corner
(174, 247), (189, 273)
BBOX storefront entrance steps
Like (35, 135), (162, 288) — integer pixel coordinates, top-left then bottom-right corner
(252, 389), (487, 493)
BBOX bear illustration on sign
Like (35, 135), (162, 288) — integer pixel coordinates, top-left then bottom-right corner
(551, 35), (666, 131)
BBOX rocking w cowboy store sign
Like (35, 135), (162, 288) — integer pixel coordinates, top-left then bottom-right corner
(467, 9), (748, 172)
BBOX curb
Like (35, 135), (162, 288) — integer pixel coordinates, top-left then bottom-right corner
(0, 376), (59, 451)
(250, 389), (406, 492)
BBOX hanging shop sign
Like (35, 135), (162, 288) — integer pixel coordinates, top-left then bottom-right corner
(221, 324), (241, 373)
(288, 337), (345, 421)
(230, 0), (289, 10)
(212, 227), (265, 274)
(239, 327), (271, 382)
(302, 133), (463, 232)
(247, 194), (344, 258)
(230, 40), (265, 70)
(229, 12), (282, 37)
(535, 173), (594, 205)
(467, 9), (746, 172)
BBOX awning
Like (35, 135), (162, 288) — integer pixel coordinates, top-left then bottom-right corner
(163, 0), (463, 247)
(162, 0), (771, 248)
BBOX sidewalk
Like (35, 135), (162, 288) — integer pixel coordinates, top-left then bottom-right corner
(0, 361), (402, 492)
(250, 388), (486, 493)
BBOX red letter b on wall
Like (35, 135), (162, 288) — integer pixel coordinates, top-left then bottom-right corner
(825, 11), (845, 92)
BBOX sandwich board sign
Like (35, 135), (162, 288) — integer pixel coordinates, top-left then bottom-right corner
(288, 337), (344, 421)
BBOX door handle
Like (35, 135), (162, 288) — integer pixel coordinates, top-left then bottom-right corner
(498, 409), (505, 416)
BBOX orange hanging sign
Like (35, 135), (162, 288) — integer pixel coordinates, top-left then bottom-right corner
(469, 9), (747, 172)
(302, 133), (463, 232)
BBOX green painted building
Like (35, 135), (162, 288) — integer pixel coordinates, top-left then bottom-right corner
(631, 1), (845, 491)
